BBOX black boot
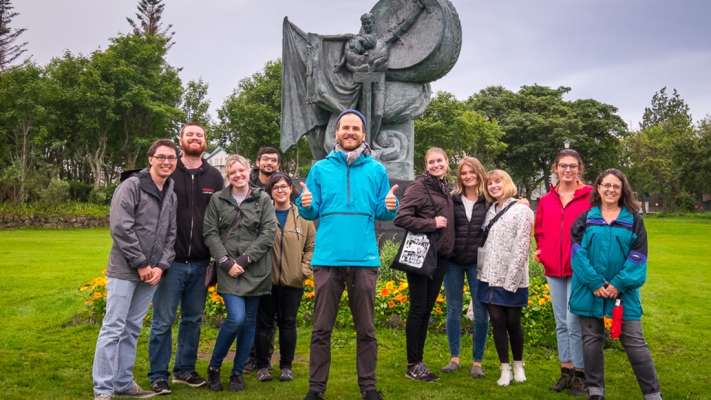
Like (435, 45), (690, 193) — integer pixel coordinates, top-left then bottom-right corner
(207, 367), (223, 391)
(229, 374), (245, 392)
(550, 367), (573, 392)
(569, 370), (587, 396)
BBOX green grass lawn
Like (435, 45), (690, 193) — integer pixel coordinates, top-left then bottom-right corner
(1, 217), (709, 400)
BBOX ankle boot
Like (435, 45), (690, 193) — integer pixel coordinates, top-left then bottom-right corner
(497, 363), (512, 386)
(207, 367), (223, 391)
(569, 370), (586, 396)
(512, 361), (526, 383)
(550, 367), (573, 392)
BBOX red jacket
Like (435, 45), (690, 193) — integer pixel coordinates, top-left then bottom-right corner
(534, 184), (593, 278)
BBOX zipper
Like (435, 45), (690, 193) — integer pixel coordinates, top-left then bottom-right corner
(346, 164), (351, 206)
(188, 173), (195, 258)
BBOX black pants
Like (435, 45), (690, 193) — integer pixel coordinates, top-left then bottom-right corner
(405, 256), (447, 364)
(486, 304), (523, 363)
(254, 285), (304, 369)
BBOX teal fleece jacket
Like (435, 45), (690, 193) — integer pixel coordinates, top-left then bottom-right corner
(569, 206), (648, 320)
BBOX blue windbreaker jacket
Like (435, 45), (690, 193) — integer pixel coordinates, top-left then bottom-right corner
(296, 150), (397, 267)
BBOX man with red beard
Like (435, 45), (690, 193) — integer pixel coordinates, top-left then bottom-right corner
(147, 123), (224, 394)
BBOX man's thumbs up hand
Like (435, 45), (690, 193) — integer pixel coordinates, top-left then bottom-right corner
(385, 184), (399, 211)
(300, 182), (313, 208)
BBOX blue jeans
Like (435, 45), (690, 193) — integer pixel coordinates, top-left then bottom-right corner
(148, 260), (208, 382)
(443, 261), (489, 361)
(93, 278), (157, 396)
(209, 294), (259, 376)
(546, 276), (584, 369)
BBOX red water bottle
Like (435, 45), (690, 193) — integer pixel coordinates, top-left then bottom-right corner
(610, 298), (623, 340)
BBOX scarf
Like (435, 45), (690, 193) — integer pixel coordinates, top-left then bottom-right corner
(335, 142), (371, 165)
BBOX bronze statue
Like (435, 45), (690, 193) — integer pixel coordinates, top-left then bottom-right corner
(281, 0), (461, 180)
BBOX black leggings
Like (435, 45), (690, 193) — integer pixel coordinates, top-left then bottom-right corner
(486, 304), (523, 363)
(405, 256), (447, 364)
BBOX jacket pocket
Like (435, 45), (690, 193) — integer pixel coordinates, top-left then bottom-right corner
(318, 212), (376, 264)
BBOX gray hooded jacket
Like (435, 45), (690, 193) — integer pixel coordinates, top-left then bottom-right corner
(107, 169), (177, 281)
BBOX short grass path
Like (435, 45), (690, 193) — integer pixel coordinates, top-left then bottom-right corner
(0, 216), (709, 399)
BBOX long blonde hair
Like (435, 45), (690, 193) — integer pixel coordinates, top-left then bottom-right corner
(453, 157), (490, 202)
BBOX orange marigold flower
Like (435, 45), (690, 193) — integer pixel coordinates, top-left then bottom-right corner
(380, 288), (390, 297)
(528, 299), (533, 305)
(538, 298), (546, 306)
(387, 300), (396, 308)
(304, 278), (314, 288)
(436, 294), (445, 303)
(604, 317), (613, 330)
(305, 291), (315, 299)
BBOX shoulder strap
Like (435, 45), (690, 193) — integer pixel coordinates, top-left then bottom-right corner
(483, 201), (517, 233)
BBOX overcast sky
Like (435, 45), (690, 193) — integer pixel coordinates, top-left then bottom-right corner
(15, 0), (711, 129)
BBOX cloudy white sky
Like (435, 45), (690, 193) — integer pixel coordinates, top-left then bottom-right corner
(16, 0), (711, 129)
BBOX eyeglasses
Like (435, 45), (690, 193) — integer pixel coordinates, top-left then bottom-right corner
(558, 163), (579, 170)
(152, 155), (178, 161)
(272, 184), (291, 192)
(599, 183), (621, 191)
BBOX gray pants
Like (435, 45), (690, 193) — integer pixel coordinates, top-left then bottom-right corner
(579, 317), (662, 400)
(308, 267), (378, 394)
(92, 278), (157, 396)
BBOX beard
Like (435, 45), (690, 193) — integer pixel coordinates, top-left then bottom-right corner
(180, 140), (206, 157)
(259, 167), (275, 176)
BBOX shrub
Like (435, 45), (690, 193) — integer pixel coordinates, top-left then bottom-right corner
(89, 184), (117, 205)
(38, 178), (71, 206)
(68, 181), (93, 202)
(82, 242), (558, 347)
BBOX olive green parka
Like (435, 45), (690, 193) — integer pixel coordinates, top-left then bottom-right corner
(203, 186), (277, 296)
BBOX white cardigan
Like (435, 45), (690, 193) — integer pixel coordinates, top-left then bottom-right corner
(477, 198), (534, 292)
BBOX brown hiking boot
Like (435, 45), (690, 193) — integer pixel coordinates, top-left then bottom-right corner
(550, 367), (573, 392)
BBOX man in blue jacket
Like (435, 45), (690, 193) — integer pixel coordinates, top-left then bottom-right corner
(298, 109), (398, 400)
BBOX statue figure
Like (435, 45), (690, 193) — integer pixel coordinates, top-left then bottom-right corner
(281, 0), (461, 180)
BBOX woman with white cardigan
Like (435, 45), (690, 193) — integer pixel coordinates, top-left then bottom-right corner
(477, 169), (534, 387)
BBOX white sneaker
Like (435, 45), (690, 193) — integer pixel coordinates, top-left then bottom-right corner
(497, 363), (512, 386)
(512, 361), (526, 383)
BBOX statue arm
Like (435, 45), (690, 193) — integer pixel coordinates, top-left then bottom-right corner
(383, 0), (426, 44)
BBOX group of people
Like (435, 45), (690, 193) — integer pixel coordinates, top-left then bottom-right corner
(92, 109), (661, 400)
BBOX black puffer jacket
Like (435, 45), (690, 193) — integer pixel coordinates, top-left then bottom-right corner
(449, 193), (488, 266)
(394, 174), (455, 257)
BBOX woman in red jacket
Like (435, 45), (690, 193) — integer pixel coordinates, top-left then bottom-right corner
(534, 149), (592, 395)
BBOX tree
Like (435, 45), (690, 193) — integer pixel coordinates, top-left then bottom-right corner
(0, 0), (28, 70)
(640, 86), (692, 130)
(181, 79), (212, 129)
(126, 0), (175, 49)
(94, 34), (182, 171)
(216, 59), (312, 176)
(0, 63), (49, 202)
(414, 91), (506, 173)
(468, 85), (626, 197)
(217, 60), (282, 159)
(623, 88), (696, 211)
